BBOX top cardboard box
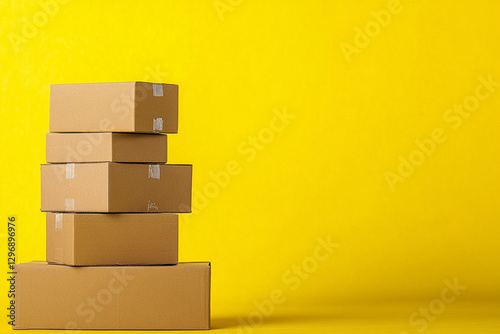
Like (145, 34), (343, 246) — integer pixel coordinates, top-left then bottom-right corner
(50, 82), (178, 133)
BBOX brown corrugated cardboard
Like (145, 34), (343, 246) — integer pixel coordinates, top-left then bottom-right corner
(41, 163), (192, 213)
(13, 261), (210, 330)
(46, 213), (178, 266)
(50, 82), (178, 133)
(46, 133), (168, 163)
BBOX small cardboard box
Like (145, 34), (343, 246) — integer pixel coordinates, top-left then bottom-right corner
(46, 213), (178, 266)
(13, 262), (210, 330)
(50, 82), (178, 133)
(46, 133), (168, 163)
(41, 163), (192, 213)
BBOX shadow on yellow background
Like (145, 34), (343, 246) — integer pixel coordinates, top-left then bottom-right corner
(1, 0), (499, 332)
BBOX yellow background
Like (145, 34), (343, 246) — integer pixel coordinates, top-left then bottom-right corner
(1, 0), (499, 333)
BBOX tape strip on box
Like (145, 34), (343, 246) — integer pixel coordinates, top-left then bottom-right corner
(66, 163), (75, 179)
(65, 199), (74, 211)
(55, 213), (63, 231)
(148, 164), (161, 179)
(153, 118), (163, 131)
(153, 84), (163, 97)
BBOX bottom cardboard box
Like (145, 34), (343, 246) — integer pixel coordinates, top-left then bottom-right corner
(13, 262), (210, 330)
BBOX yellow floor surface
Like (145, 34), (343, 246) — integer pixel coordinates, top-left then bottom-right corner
(209, 302), (500, 334)
(1, 301), (498, 333)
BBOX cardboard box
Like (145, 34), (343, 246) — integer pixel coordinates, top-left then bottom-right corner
(13, 262), (210, 330)
(41, 163), (192, 213)
(46, 133), (168, 163)
(46, 213), (178, 266)
(50, 82), (178, 133)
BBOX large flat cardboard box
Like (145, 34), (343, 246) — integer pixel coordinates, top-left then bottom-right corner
(50, 82), (178, 133)
(46, 133), (168, 163)
(13, 262), (210, 330)
(41, 163), (192, 213)
(46, 213), (178, 266)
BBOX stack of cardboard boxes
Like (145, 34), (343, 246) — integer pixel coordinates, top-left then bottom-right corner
(13, 82), (210, 330)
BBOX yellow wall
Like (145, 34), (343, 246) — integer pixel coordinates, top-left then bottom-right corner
(1, 0), (499, 327)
